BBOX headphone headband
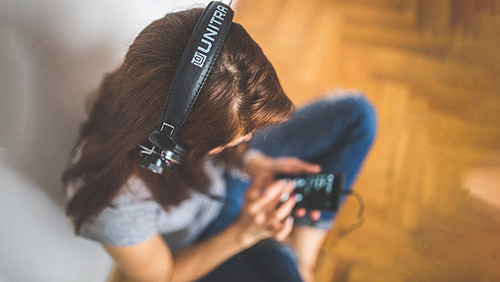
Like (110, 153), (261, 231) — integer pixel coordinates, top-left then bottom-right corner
(148, 1), (234, 150)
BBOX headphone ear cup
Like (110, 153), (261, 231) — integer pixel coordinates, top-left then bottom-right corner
(139, 152), (165, 174)
(138, 143), (186, 174)
(148, 130), (177, 150)
(172, 144), (187, 160)
(161, 144), (187, 166)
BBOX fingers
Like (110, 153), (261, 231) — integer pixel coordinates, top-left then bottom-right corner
(294, 208), (321, 221)
(272, 195), (297, 223)
(244, 175), (273, 201)
(268, 192), (297, 241)
(243, 176), (324, 243)
(246, 179), (295, 215)
(309, 210), (321, 221)
(275, 217), (294, 241)
(294, 208), (307, 217)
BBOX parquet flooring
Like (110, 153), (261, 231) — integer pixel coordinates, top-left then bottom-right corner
(233, 0), (500, 281)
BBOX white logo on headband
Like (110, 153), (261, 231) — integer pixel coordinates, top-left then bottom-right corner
(191, 51), (207, 68)
(191, 4), (229, 68)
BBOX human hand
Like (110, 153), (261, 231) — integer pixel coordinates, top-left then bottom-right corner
(235, 178), (297, 247)
(243, 151), (322, 220)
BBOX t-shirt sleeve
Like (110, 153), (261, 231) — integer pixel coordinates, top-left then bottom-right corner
(78, 192), (158, 247)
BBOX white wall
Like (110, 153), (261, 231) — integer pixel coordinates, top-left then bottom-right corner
(0, 151), (113, 282)
(0, 0), (215, 281)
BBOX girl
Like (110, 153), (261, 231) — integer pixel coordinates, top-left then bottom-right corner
(63, 3), (376, 282)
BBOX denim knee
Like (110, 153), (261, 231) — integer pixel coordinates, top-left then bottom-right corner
(247, 238), (298, 263)
(342, 95), (378, 146)
(292, 95), (377, 231)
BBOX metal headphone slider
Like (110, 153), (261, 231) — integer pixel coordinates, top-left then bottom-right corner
(160, 122), (175, 135)
(161, 149), (182, 165)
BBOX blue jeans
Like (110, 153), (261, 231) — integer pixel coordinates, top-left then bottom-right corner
(196, 94), (377, 282)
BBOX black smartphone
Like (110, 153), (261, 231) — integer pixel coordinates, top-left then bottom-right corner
(277, 172), (345, 211)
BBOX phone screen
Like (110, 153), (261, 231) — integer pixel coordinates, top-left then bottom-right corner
(278, 173), (344, 211)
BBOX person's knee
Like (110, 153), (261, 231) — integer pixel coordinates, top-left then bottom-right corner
(247, 238), (298, 263)
(347, 95), (377, 144)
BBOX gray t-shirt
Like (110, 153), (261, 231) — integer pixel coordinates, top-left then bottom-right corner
(76, 161), (226, 251)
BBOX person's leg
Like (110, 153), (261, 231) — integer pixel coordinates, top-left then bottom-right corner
(250, 93), (377, 228)
(250, 93), (376, 187)
(244, 238), (303, 282)
(195, 251), (268, 282)
(196, 238), (302, 282)
(249, 93), (376, 279)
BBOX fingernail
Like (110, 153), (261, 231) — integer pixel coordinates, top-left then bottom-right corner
(294, 193), (303, 202)
(280, 192), (290, 202)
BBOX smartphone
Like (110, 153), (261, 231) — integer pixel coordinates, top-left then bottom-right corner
(277, 172), (345, 211)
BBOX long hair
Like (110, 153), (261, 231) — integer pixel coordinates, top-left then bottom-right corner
(63, 8), (293, 233)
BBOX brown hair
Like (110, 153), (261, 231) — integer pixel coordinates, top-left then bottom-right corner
(63, 8), (293, 233)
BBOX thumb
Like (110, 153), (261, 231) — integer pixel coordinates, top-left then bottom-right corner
(282, 158), (321, 174)
(300, 161), (322, 173)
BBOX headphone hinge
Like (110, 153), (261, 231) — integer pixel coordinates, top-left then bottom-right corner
(159, 123), (175, 136)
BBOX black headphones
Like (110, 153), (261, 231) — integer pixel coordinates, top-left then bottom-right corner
(139, 1), (234, 174)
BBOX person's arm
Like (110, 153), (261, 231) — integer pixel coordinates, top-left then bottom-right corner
(103, 234), (173, 282)
(103, 178), (297, 282)
(104, 224), (247, 282)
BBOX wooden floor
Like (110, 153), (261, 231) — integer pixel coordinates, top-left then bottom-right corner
(233, 0), (500, 281)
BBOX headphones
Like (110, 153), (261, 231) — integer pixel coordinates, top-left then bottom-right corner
(139, 1), (234, 174)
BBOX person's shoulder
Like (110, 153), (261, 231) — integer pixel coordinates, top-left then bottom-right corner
(78, 175), (159, 246)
